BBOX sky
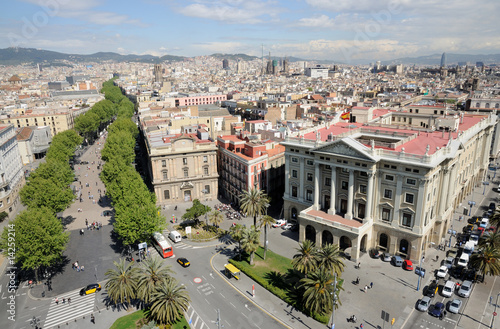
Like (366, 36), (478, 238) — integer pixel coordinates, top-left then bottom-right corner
(1, 0), (499, 63)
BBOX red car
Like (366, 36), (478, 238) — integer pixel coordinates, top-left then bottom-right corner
(402, 260), (413, 271)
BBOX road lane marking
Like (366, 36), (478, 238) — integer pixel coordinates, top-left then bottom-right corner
(220, 293), (226, 298)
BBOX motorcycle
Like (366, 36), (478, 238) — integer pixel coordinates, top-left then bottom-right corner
(347, 315), (357, 323)
(353, 277), (360, 285)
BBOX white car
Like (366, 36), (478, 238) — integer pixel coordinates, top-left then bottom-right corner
(282, 223), (293, 230)
(272, 219), (286, 228)
(436, 266), (448, 279)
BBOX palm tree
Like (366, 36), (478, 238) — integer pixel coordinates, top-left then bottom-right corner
(479, 232), (500, 249)
(241, 226), (261, 265)
(489, 209), (500, 228)
(471, 245), (500, 280)
(230, 223), (245, 260)
(240, 188), (269, 227)
(208, 210), (224, 228)
(259, 215), (276, 260)
(292, 240), (318, 278)
(105, 258), (139, 306)
(299, 267), (342, 316)
(149, 279), (190, 325)
(136, 257), (173, 305)
(317, 243), (345, 277)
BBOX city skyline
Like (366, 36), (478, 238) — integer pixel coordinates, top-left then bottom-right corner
(1, 0), (499, 63)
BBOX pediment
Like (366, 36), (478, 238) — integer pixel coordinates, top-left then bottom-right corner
(313, 138), (377, 162)
(180, 181), (194, 189)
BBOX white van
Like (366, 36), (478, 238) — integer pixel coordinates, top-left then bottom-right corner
(457, 253), (469, 267)
(463, 241), (475, 255)
(169, 230), (182, 243)
(442, 280), (455, 298)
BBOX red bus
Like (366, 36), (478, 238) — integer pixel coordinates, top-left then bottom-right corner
(152, 232), (173, 258)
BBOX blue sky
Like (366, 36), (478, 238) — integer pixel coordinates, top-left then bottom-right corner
(1, 0), (499, 62)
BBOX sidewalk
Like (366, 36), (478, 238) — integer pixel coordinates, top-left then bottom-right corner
(211, 247), (325, 329)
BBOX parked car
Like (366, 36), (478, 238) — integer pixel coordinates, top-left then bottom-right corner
(382, 253), (391, 262)
(489, 202), (496, 210)
(417, 296), (432, 312)
(429, 302), (446, 319)
(447, 247), (459, 258)
(272, 219), (286, 228)
(447, 299), (462, 314)
(391, 255), (403, 267)
(468, 216), (481, 224)
(402, 260), (413, 271)
(282, 223), (293, 230)
(424, 281), (438, 297)
(441, 280), (455, 298)
(457, 280), (472, 297)
(443, 256), (455, 269)
(450, 266), (465, 279)
(436, 266), (448, 279)
(369, 248), (382, 259)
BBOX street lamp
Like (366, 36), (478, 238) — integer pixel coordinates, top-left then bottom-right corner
(468, 201), (476, 216)
(328, 274), (337, 329)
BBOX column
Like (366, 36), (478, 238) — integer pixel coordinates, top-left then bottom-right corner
(438, 168), (450, 215)
(365, 170), (375, 221)
(247, 164), (252, 190)
(392, 174), (403, 228)
(313, 163), (320, 210)
(345, 169), (354, 219)
(414, 178), (428, 232)
(299, 158), (305, 201)
(284, 155), (290, 197)
(328, 166), (336, 215)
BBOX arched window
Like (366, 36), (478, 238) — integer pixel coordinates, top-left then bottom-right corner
(485, 103), (490, 108)
(495, 103), (499, 109)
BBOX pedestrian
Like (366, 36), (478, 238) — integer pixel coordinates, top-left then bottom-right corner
(364, 285), (368, 293)
(96, 182), (98, 186)
(90, 314), (95, 324)
(55, 298), (59, 305)
(81, 265), (85, 271)
(62, 298), (66, 304)
(68, 297), (71, 305)
(370, 282), (373, 289)
(360, 324), (363, 329)
(357, 262), (361, 269)
(85, 219), (88, 226)
(491, 296), (493, 305)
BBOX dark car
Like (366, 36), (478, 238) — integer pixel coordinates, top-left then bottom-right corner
(450, 266), (465, 279)
(468, 216), (481, 224)
(369, 248), (382, 259)
(424, 281), (438, 298)
(177, 258), (190, 267)
(429, 302), (446, 319)
(489, 203), (496, 210)
(80, 283), (101, 296)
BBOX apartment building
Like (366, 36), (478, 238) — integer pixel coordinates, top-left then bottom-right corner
(144, 126), (218, 206)
(282, 112), (496, 262)
(217, 132), (285, 206)
(0, 125), (25, 217)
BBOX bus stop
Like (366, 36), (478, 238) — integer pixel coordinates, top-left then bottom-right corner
(224, 264), (241, 280)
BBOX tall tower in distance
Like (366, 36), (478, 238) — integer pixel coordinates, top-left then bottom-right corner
(222, 59), (229, 69)
(440, 52), (447, 68)
(153, 64), (163, 83)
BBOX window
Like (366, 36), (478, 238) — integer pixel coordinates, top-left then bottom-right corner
(292, 186), (298, 197)
(307, 173), (313, 181)
(306, 189), (313, 201)
(359, 185), (367, 194)
(385, 174), (394, 181)
(162, 171), (168, 180)
(325, 177), (331, 186)
(382, 208), (391, 221)
(161, 160), (166, 168)
(306, 160), (314, 165)
(184, 169), (189, 177)
(402, 213), (412, 227)
(292, 170), (298, 178)
(204, 185), (210, 193)
(204, 167), (209, 175)
(405, 193), (414, 204)
(203, 155), (208, 163)
(291, 157), (298, 163)
(384, 189), (393, 199)
(406, 178), (416, 185)
(183, 158), (188, 165)
(164, 190), (170, 199)
(341, 181), (348, 190)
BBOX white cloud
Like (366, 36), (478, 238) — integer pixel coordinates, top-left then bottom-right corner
(177, 0), (281, 24)
(297, 15), (335, 28)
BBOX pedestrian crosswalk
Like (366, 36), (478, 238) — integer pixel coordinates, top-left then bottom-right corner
(186, 304), (209, 329)
(42, 288), (97, 329)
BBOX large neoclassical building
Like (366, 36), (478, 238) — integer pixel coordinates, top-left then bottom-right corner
(282, 108), (496, 261)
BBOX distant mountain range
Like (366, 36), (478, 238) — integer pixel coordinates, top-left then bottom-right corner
(0, 47), (498, 66)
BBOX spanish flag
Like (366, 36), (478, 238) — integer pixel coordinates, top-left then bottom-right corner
(341, 111), (350, 120)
